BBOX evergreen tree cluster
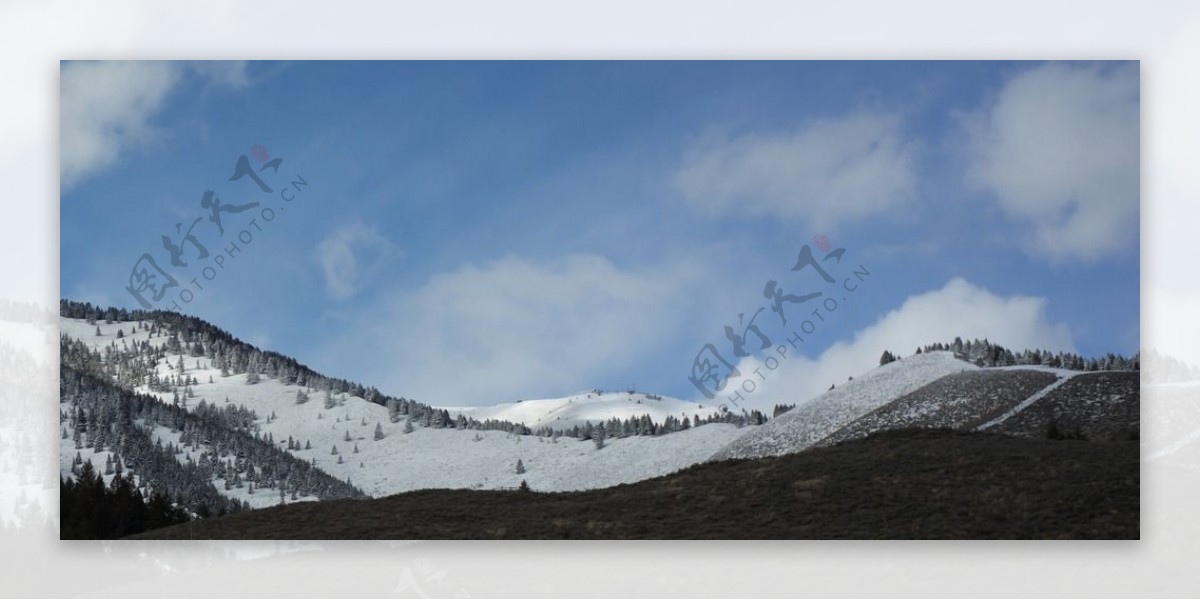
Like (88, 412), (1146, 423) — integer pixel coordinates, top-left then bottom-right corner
(539, 408), (770, 442)
(920, 337), (1140, 371)
(61, 364), (366, 522)
(60, 463), (189, 539)
(1141, 348), (1200, 382)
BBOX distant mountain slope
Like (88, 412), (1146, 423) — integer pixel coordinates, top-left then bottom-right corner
(133, 429), (1139, 540)
(817, 369), (1060, 447)
(988, 372), (1140, 440)
(448, 391), (724, 431)
(711, 351), (974, 460)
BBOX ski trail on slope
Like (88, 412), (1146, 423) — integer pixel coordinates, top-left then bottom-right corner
(975, 372), (1079, 431)
(1145, 426), (1200, 461)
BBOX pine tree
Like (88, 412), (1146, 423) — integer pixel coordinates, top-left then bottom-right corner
(515, 459), (526, 474)
(374, 422), (385, 440)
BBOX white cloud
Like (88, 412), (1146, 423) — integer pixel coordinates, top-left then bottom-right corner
(963, 62), (1139, 262)
(711, 278), (1075, 410)
(60, 60), (249, 189)
(326, 254), (701, 406)
(316, 221), (399, 300)
(674, 111), (917, 229)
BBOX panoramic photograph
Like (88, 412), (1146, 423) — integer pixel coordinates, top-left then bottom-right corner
(57, 60), (1140, 540)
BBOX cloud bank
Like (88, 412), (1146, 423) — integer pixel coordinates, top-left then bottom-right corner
(326, 254), (703, 406)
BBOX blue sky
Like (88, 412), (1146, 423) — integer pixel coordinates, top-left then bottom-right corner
(61, 60), (1139, 408)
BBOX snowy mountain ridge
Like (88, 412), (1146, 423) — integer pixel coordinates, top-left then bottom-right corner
(58, 303), (1139, 521)
(58, 314), (754, 507)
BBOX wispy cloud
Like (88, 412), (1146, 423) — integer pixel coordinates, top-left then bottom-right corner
(316, 221), (400, 300)
(674, 111), (917, 229)
(962, 62), (1139, 262)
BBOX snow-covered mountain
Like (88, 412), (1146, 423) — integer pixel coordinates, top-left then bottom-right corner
(58, 314), (752, 507)
(58, 303), (1141, 522)
(447, 391), (725, 432)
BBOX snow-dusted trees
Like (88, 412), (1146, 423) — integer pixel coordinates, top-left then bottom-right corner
(515, 459), (525, 474)
(922, 338), (1139, 372)
(374, 422), (385, 440)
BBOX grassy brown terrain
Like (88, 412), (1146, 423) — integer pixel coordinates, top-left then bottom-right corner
(133, 429), (1139, 540)
(992, 372), (1140, 441)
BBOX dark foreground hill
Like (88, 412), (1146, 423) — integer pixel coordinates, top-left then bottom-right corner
(133, 430), (1138, 540)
